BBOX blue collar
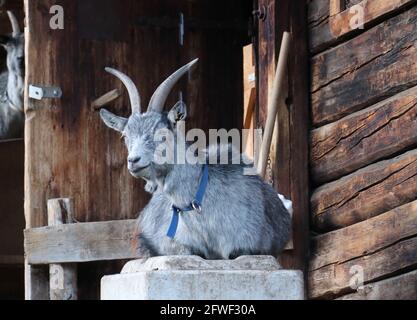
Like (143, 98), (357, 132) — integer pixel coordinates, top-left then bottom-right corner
(167, 164), (209, 239)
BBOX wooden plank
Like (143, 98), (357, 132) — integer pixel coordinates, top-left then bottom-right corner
(243, 44), (256, 159)
(310, 199), (417, 271)
(91, 89), (121, 110)
(309, 0), (417, 54)
(309, 236), (417, 299)
(311, 3), (417, 126)
(25, 220), (138, 265)
(311, 149), (417, 232)
(337, 270), (417, 300)
(48, 199), (78, 300)
(311, 86), (417, 184)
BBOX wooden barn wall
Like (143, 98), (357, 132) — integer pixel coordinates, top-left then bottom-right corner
(308, 0), (417, 299)
(24, 0), (251, 299)
(0, 0), (25, 300)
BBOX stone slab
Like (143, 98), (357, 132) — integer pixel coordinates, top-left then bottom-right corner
(101, 256), (304, 300)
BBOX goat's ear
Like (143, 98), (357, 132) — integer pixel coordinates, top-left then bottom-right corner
(0, 35), (12, 47)
(168, 101), (187, 125)
(99, 108), (127, 132)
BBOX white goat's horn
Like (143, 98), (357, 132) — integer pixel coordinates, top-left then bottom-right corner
(105, 67), (141, 114)
(7, 11), (20, 37)
(148, 59), (198, 113)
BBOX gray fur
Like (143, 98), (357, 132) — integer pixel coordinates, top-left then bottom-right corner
(100, 64), (291, 260)
(0, 14), (25, 140)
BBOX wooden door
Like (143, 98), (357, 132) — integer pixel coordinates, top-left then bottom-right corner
(255, 0), (310, 274)
(24, 0), (250, 299)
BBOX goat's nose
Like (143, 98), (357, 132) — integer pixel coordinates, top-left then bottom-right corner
(128, 156), (141, 164)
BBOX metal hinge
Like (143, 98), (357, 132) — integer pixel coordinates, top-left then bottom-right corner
(29, 85), (62, 100)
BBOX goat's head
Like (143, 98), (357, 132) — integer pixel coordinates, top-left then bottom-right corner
(0, 11), (24, 77)
(100, 59), (198, 182)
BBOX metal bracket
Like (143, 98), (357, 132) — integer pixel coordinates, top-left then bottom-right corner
(253, 5), (267, 21)
(29, 85), (62, 100)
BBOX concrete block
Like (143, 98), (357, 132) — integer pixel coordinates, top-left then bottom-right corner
(101, 255), (304, 300)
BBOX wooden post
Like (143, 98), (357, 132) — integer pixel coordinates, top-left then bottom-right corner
(47, 198), (78, 300)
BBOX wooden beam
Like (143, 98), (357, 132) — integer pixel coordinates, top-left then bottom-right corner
(311, 4), (417, 126)
(309, 236), (417, 299)
(309, 199), (417, 299)
(311, 86), (417, 184)
(311, 148), (417, 232)
(310, 199), (417, 271)
(48, 199), (78, 300)
(25, 219), (138, 265)
(337, 270), (417, 300)
(308, 0), (417, 54)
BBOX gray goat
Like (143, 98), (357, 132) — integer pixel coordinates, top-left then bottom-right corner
(100, 59), (291, 259)
(0, 11), (24, 139)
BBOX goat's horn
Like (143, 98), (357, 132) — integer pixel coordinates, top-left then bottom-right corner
(148, 59), (198, 113)
(7, 11), (20, 37)
(105, 67), (141, 114)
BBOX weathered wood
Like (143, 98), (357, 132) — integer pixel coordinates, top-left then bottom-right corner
(311, 86), (417, 184)
(309, 0), (417, 54)
(312, 149), (417, 231)
(309, 236), (417, 299)
(48, 199), (77, 300)
(257, 0), (310, 272)
(257, 32), (291, 178)
(337, 270), (417, 300)
(310, 199), (417, 271)
(92, 89), (122, 110)
(243, 44), (256, 159)
(24, 0), (250, 299)
(0, 138), (24, 300)
(311, 4), (417, 126)
(25, 220), (138, 265)
(25, 262), (49, 300)
(312, 5), (417, 93)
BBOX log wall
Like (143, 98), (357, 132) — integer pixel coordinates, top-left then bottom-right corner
(308, 0), (417, 299)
